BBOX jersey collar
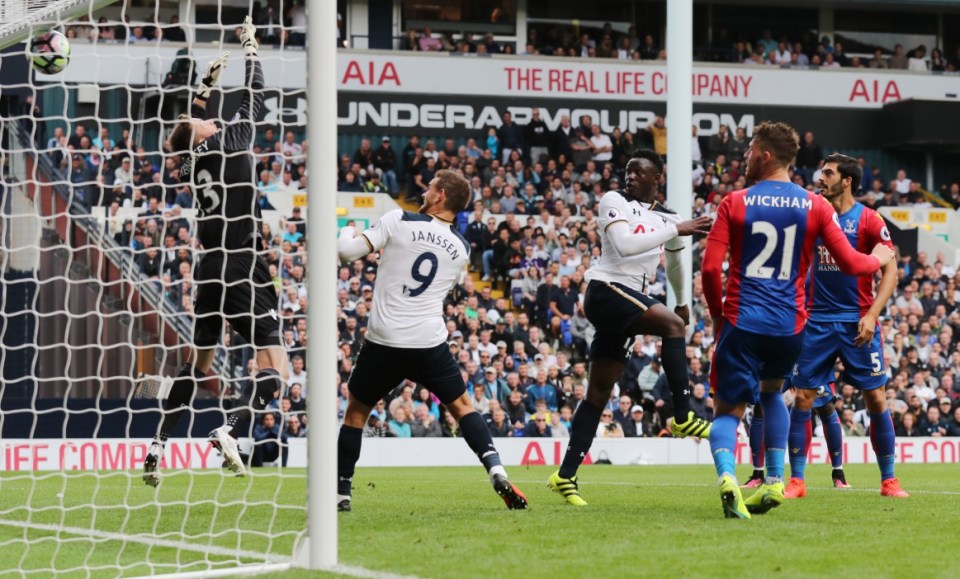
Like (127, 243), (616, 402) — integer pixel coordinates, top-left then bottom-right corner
(429, 213), (454, 224)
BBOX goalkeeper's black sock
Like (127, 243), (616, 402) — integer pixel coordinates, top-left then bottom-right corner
(661, 337), (693, 420)
(226, 368), (282, 436)
(338, 425), (363, 496)
(459, 412), (505, 477)
(558, 400), (603, 479)
(158, 364), (205, 439)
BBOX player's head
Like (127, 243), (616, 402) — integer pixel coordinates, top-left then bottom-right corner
(624, 149), (663, 200)
(167, 114), (219, 153)
(819, 153), (861, 200)
(420, 169), (470, 216)
(744, 121), (799, 181)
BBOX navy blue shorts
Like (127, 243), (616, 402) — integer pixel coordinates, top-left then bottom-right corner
(347, 339), (466, 407)
(583, 280), (661, 362)
(792, 320), (887, 392)
(713, 321), (803, 406)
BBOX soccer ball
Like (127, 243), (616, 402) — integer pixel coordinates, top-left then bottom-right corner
(30, 30), (71, 75)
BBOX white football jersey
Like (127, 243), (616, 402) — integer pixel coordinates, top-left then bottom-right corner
(360, 209), (469, 348)
(585, 190), (685, 294)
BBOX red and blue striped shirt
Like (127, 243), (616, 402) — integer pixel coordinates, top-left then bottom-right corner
(703, 181), (881, 337)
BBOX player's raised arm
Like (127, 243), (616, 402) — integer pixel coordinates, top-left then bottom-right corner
(192, 52), (229, 118)
(223, 16), (264, 152)
(814, 195), (891, 275)
(702, 196), (730, 322)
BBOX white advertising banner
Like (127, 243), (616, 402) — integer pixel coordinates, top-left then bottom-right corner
(2, 437), (959, 471)
(53, 45), (959, 110)
(337, 52), (955, 109)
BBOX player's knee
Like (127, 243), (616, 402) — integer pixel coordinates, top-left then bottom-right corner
(664, 314), (686, 338)
(794, 388), (816, 409)
(343, 400), (370, 428)
(862, 388), (886, 413)
(445, 393), (474, 420)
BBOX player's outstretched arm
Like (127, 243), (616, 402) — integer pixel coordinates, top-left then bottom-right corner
(223, 16), (264, 152)
(192, 51), (229, 117)
(815, 197), (889, 275)
(702, 198), (730, 322)
(605, 215), (711, 257)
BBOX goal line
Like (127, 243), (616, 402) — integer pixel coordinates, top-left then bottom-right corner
(0, 517), (292, 564)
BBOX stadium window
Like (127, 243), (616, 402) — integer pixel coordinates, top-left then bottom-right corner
(401, 0), (517, 35)
(834, 9), (937, 55)
(708, 4), (818, 52)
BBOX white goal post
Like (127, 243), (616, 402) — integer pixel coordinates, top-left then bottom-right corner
(0, 0), (337, 575)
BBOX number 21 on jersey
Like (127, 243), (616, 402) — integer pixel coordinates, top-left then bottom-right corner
(745, 221), (797, 280)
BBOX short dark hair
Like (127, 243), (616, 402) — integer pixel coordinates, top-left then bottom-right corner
(630, 148), (664, 175)
(166, 114), (193, 154)
(823, 153), (862, 193)
(435, 169), (471, 211)
(752, 121), (800, 167)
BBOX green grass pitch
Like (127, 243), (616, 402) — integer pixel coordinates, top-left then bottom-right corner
(2, 465), (958, 578)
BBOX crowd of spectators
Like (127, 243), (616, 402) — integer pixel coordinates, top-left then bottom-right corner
(40, 99), (960, 451)
(65, 0), (310, 47)
(401, 22), (960, 73)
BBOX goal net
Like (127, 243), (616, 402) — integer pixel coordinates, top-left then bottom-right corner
(0, 1), (313, 575)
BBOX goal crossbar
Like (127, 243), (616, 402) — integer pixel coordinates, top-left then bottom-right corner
(0, 0), (119, 50)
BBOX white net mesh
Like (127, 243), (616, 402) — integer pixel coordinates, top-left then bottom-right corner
(0, 1), (310, 575)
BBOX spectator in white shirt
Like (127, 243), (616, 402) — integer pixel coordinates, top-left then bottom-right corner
(908, 46), (928, 71)
(691, 125), (702, 162)
(589, 125), (612, 162)
(894, 169), (912, 194)
(287, 355), (307, 394)
(773, 42), (792, 65)
(281, 132), (303, 162)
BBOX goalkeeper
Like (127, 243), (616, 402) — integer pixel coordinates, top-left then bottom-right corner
(143, 17), (287, 486)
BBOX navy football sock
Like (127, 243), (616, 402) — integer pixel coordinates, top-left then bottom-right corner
(227, 368), (282, 436)
(159, 364), (205, 440)
(558, 401), (603, 479)
(788, 408), (812, 480)
(459, 412), (503, 474)
(821, 409), (844, 469)
(661, 337), (692, 419)
(337, 425), (363, 497)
